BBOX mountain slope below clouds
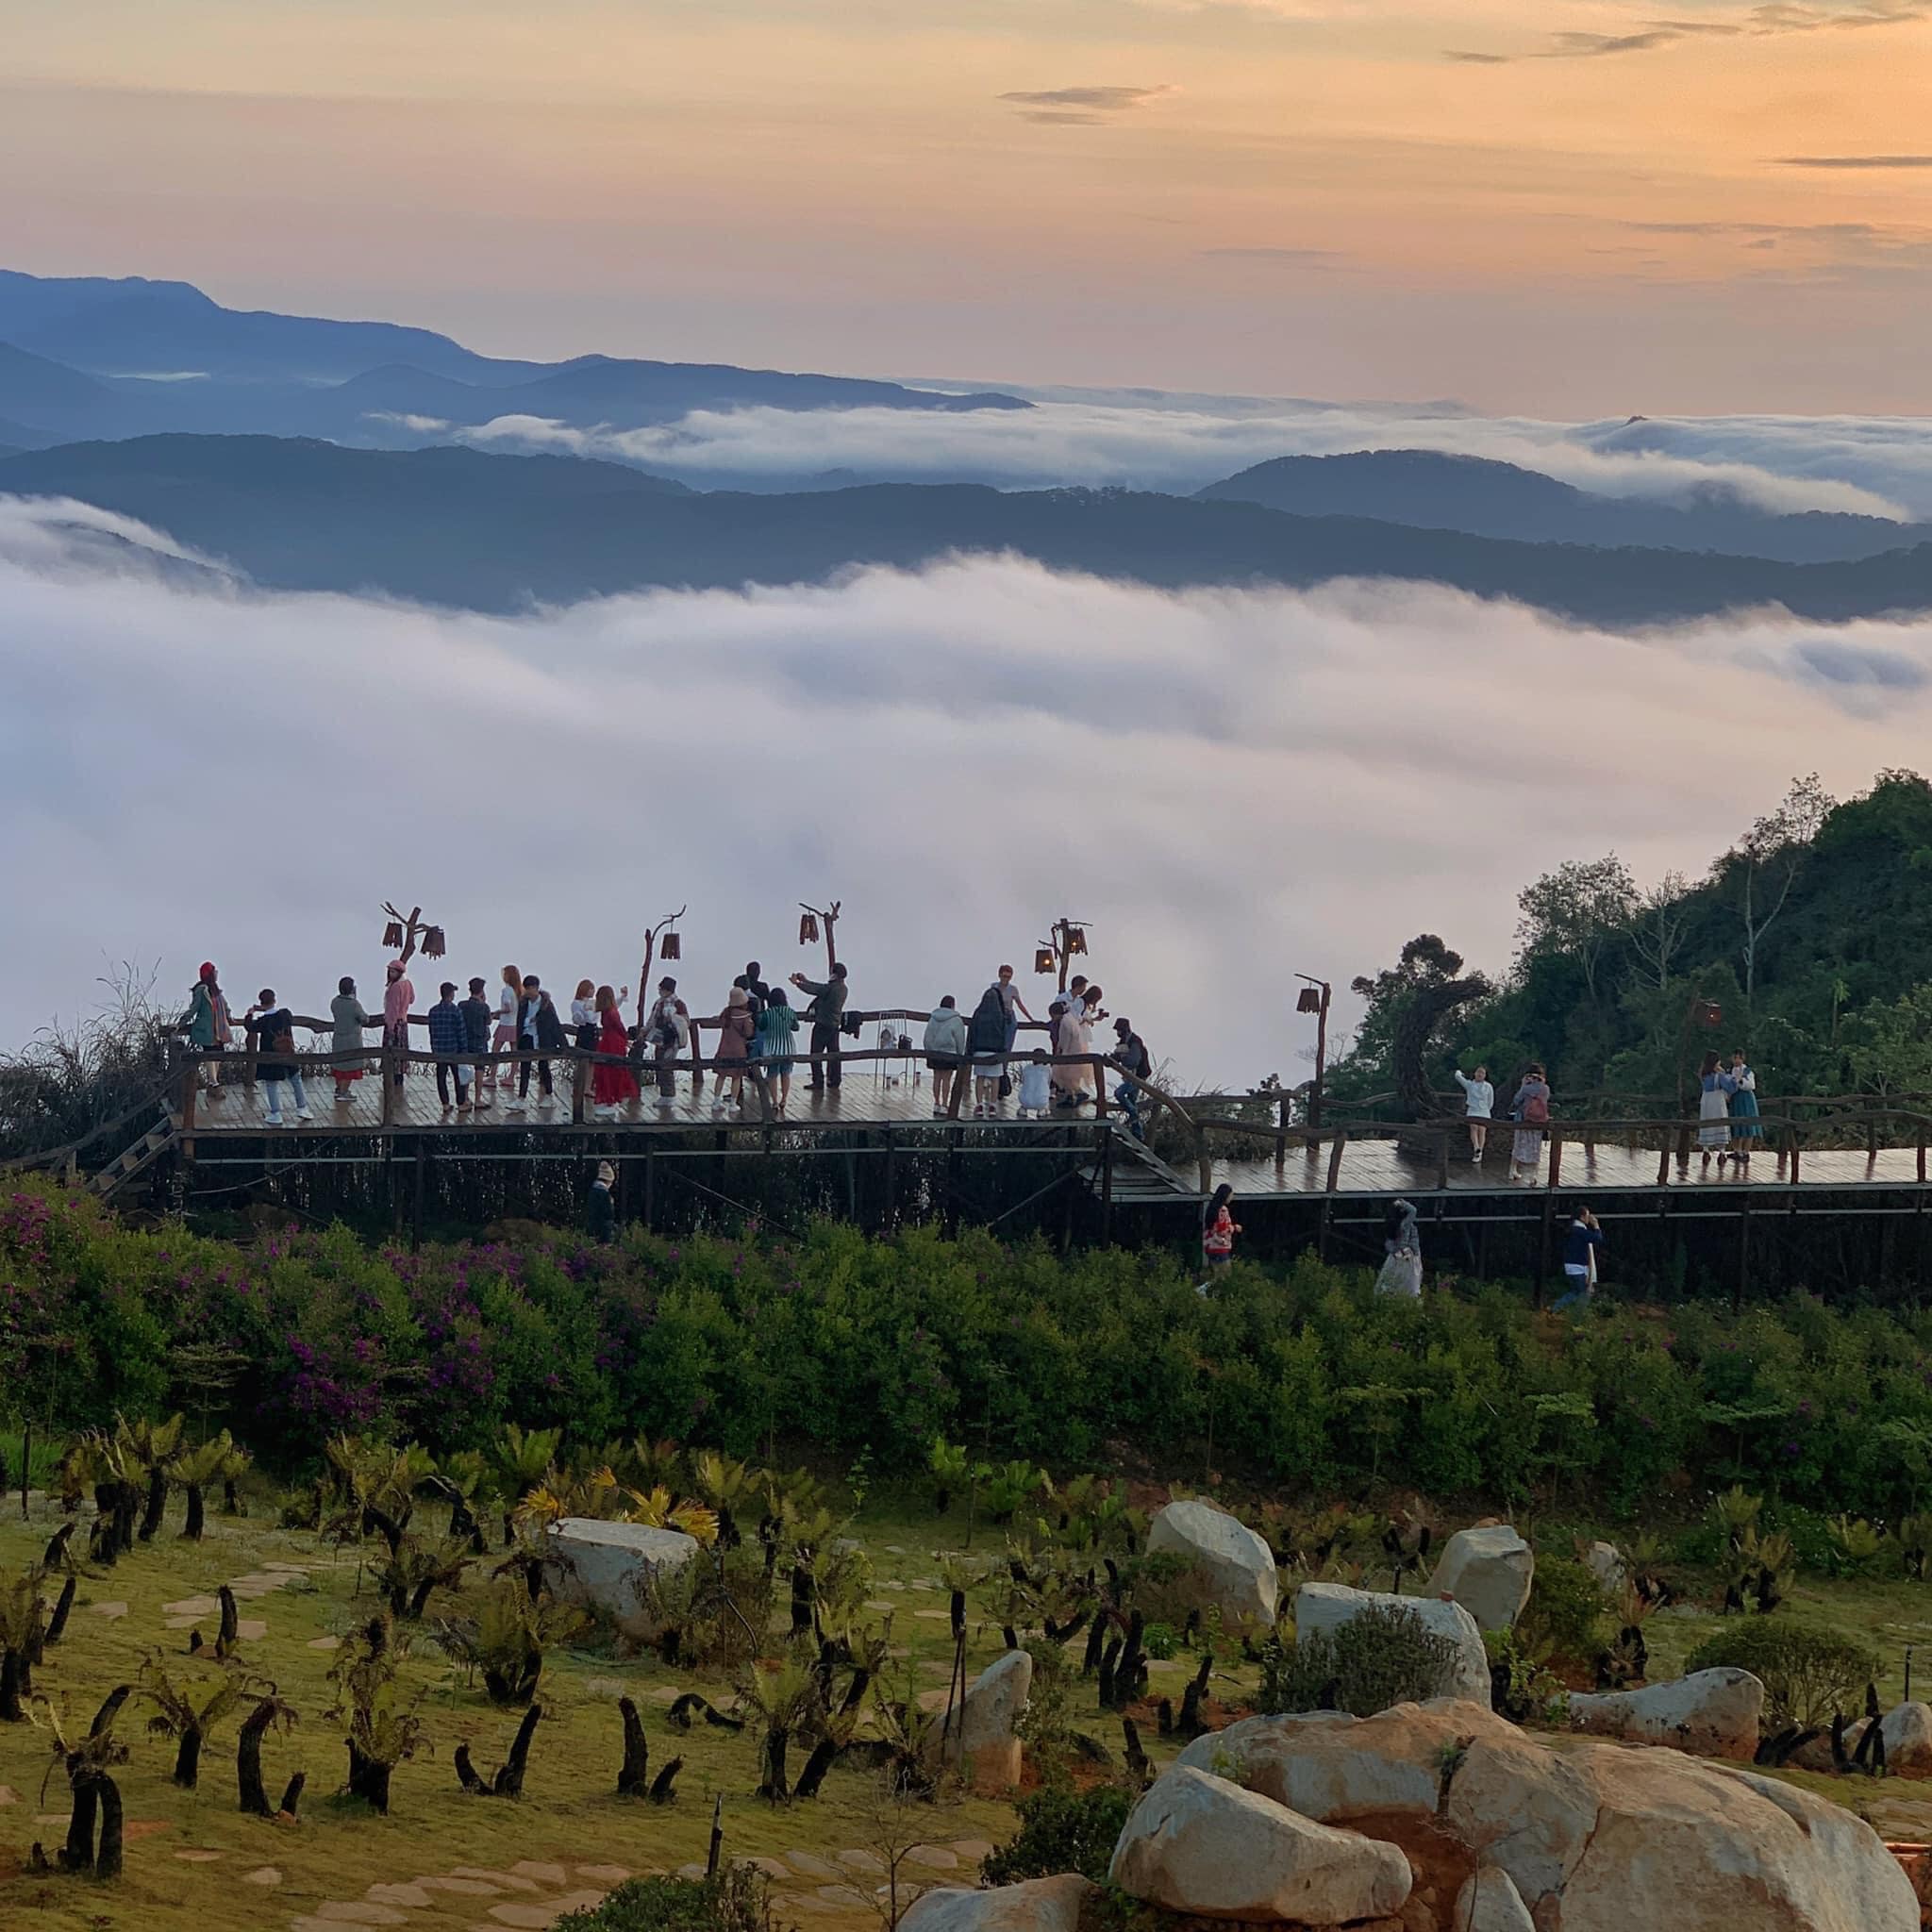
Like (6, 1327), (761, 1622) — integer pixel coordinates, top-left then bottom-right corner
(1200, 449), (1923, 565)
(7, 433), (1932, 624)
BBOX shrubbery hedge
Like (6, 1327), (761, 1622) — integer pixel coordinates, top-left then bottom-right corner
(5, 1180), (1932, 1513)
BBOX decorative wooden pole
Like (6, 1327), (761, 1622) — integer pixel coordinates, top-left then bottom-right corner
(1295, 975), (1331, 1129)
(633, 908), (688, 1030)
(798, 900), (841, 976)
(1036, 917), (1091, 994)
(379, 902), (442, 969)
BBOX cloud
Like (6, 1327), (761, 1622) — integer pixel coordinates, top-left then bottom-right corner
(1449, 0), (1922, 62)
(459, 397), (1920, 518)
(9, 507), (1932, 1086)
(1000, 84), (1174, 124)
(363, 410), (454, 433)
(1196, 247), (1344, 265)
(1776, 154), (1932, 168)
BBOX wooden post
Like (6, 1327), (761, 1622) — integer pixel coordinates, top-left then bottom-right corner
(571, 1050), (587, 1125)
(1435, 1128), (1450, 1192)
(882, 1125), (897, 1232)
(1100, 1125), (1114, 1246)
(411, 1141), (426, 1252)
(1324, 1130), (1347, 1194)
(1790, 1128), (1802, 1187)
(1275, 1091), (1290, 1169)
(1919, 1134), (1926, 1186)
(1091, 1057), (1109, 1120)
(1735, 1200), (1750, 1313)
(643, 1143), (657, 1228)
(381, 1046), (396, 1127)
(1655, 1139), (1671, 1187)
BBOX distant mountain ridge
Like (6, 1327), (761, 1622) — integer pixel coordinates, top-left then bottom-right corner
(1200, 448), (1924, 565)
(8, 433), (1932, 626)
(0, 269), (1030, 450)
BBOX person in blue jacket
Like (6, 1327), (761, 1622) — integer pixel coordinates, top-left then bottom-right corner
(1553, 1206), (1603, 1312)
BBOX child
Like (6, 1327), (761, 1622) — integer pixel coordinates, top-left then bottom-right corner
(1017, 1048), (1052, 1120)
(1199, 1183), (1240, 1292)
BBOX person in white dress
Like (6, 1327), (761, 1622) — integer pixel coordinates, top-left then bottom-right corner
(1452, 1064), (1494, 1161)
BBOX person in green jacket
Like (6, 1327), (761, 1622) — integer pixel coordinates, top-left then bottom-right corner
(791, 962), (849, 1091)
(180, 961), (233, 1095)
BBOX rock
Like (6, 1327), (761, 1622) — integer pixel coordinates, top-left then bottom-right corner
(924, 1648), (1031, 1787)
(365, 1883), (433, 1906)
(900, 1874), (1093, 1932)
(1293, 1582), (1491, 1705)
(1568, 1668), (1762, 1760)
(1147, 1500), (1279, 1628)
(242, 1866), (281, 1887)
(1177, 1696), (1917, 1931)
(1582, 1541), (1625, 1593)
(1806, 1701), (1932, 1774)
(785, 1851), (845, 1879)
(906, 1846), (960, 1870)
(542, 1517), (701, 1641)
(1454, 1868), (1535, 1932)
(1424, 1526), (1533, 1634)
(1110, 1763), (1412, 1924)
(510, 1862), (570, 1886)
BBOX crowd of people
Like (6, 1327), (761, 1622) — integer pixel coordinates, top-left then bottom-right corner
(176, 955), (1155, 1133)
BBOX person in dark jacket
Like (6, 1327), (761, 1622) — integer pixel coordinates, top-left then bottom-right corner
(459, 976), (493, 1109)
(426, 981), (471, 1111)
(1110, 1016), (1151, 1140)
(509, 975), (565, 1109)
(792, 962), (849, 1091)
(587, 1159), (617, 1243)
(1553, 1207), (1604, 1312)
(243, 988), (311, 1127)
(967, 983), (1008, 1117)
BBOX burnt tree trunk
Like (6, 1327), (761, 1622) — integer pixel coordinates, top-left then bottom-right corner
(758, 1725), (791, 1802)
(91, 1684), (131, 1738)
(44, 1574), (75, 1647)
(792, 1738), (839, 1800)
(237, 1699), (277, 1815)
(0, 1649), (24, 1723)
(790, 1564), (813, 1638)
(278, 1771), (305, 1818)
(42, 1521), (75, 1572)
(493, 1704), (541, 1798)
(140, 1465), (168, 1541)
(182, 1483), (207, 1541)
(173, 1724), (204, 1790)
(454, 1744), (488, 1794)
(60, 1769), (97, 1872)
(617, 1696), (649, 1796)
(649, 1756), (683, 1803)
(92, 1771), (124, 1879)
(217, 1586), (239, 1651)
(347, 1741), (393, 1813)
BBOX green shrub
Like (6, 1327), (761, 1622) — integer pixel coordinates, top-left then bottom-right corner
(1259, 1603), (1461, 1718)
(1141, 1622), (1178, 1660)
(1517, 1557), (1613, 1668)
(982, 1781), (1137, 1886)
(558, 1869), (784, 1932)
(1684, 1621), (1879, 1730)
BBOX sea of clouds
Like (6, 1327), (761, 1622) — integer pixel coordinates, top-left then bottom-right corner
(8, 494), (1932, 1087)
(452, 393), (1932, 521)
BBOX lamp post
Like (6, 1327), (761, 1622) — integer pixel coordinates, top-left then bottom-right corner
(1035, 917), (1091, 994)
(1295, 974), (1331, 1129)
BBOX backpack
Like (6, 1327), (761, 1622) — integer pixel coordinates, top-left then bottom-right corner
(1522, 1088), (1549, 1124)
(651, 1000), (688, 1050)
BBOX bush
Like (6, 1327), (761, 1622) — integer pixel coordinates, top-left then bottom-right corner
(1258, 1603), (1460, 1719)
(1684, 1621), (1879, 1731)
(558, 1869), (782, 1932)
(1517, 1557), (1613, 1668)
(982, 1781), (1137, 1886)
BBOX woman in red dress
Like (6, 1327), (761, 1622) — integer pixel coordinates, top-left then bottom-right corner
(591, 984), (639, 1118)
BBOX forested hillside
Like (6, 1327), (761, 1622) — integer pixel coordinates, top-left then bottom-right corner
(1331, 768), (1932, 1108)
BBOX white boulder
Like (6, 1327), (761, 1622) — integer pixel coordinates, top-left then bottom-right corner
(925, 1648), (1031, 1787)
(1583, 1540), (1626, 1593)
(1796, 1699), (1932, 1774)
(542, 1517), (701, 1642)
(1424, 1524), (1534, 1633)
(1454, 1868), (1536, 1932)
(1108, 1763), (1411, 1924)
(1146, 1500), (1278, 1628)
(1294, 1580), (1491, 1705)
(1568, 1667), (1762, 1761)
(900, 1875), (1091, 1932)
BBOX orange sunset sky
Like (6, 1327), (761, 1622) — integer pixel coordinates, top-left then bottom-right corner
(7, 0), (1931, 411)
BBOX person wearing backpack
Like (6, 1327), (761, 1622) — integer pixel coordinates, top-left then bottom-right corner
(243, 988), (311, 1127)
(643, 975), (691, 1106)
(966, 983), (1008, 1117)
(1110, 1016), (1152, 1140)
(1508, 1064), (1551, 1182)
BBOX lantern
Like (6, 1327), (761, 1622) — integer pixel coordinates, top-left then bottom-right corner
(799, 911), (820, 945)
(422, 925), (446, 959)
(660, 930), (681, 961)
(1699, 1001), (1723, 1027)
(1296, 986), (1324, 1014)
(381, 919), (405, 949)
(1064, 925), (1088, 958)
(1034, 947), (1056, 976)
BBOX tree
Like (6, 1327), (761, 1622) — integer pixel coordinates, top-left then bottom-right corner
(1841, 983), (1932, 1096)
(1627, 872), (1690, 992)
(1514, 856), (1639, 1004)
(1721, 774), (1834, 1005)
(1341, 936), (1489, 1108)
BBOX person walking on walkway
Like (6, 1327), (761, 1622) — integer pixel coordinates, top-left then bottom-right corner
(1697, 1050), (1739, 1171)
(586, 1160), (617, 1244)
(244, 988), (311, 1127)
(460, 977), (493, 1110)
(1553, 1207), (1604, 1312)
(967, 983), (1008, 1117)
(1508, 1064), (1551, 1182)
(1452, 1063), (1494, 1162)
(508, 974), (559, 1110)
(591, 984), (640, 1119)
(1199, 1182), (1241, 1290)
(181, 962), (233, 1095)
(1110, 1016), (1151, 1140)
(793, 962), (849, 1091)
(426, 980), (472, 1112)
(328, 975), (375, 1104)
(1726, 1049), (1762, 1168)
(710, 986), (756, 1116)
(923, 995), (968, 1117)
(1375, 1198), (1424, 1297)
(489, 964), (521, 1099)
(642, 976), (690, 1107)
(756, 985), (798, 1115)
(382, 958), (415, 1091)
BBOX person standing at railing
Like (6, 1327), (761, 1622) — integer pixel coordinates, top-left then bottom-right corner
(571, 979), (599, 1054)
(1726, 1050), (1761, 1168)
(922, 995), (968, 1118)
(1452, 1063), (1494, 1162)
(757, 985), (798, 1116)
(995, 964), (1035, 1055)
(793, 962), (848, 1091)
(329, 975), (375, 1104)
(426, 981), (472, 1113)
(709, 986), (756, 1118)
(642, 976), (691, 1107)
(243, 988), (311, 1127)
(489, 965), (521, 1099)
(967, 983), (1008, 1117)
(738, 962), (770, 1021)
(382, 958), (414, 1091)
(508, 974), (559, 1111)
(180, 962), (233, 1096)
(1508, 1065), (1550, 1182)
(460, 977), (494, 1110)
(591, 984), (640, 1120)
(1697, 1050), (1739, 1172)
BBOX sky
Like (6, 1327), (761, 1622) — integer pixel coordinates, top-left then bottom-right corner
(8, 0), (1932, 411)
(6, 497), (1931, 1087)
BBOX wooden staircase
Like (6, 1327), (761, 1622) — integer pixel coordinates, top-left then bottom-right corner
(1088, 1126), (1199, 1203)
(86, 1116), (180, 1199)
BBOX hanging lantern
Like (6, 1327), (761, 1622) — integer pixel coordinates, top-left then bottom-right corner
(422, 925), (447, 959)
(1699, 1000), (1723, 1027)
(660, 930), (681, 961)
(1296, 986), (1324, 1014)
(1064, 925), (1089, 958)
(1034, 946), (1056, 976)
(799, 911), (820, 945)
(381, 918), (405, 949)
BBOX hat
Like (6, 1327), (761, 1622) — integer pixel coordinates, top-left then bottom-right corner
(198, 961), (217, 983)
(387, 960), (405, 979)
(596, 1161), (616, 1184)
(728, 986), (749, 1008)
(440, 981), (457, 998)
(1114, 1016), (1131, 1034)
